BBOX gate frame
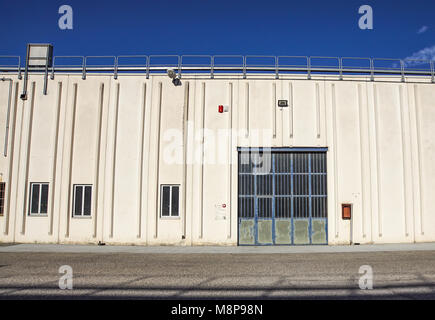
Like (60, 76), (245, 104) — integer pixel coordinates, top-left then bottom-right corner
(237, 147), (329, 246)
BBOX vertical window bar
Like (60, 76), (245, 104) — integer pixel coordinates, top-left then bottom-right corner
(84, 186), (92, 216)
(171, 186), (179, 216)
(31, 184), (40, 214)
(40, 184), (48, 214)
(169, 186), (172, 216)
(38, 184), (42, 214)
(74, 186), (83, 216)
(0, 183), (5, 215)
(161, 186), (170, 217)
(81, 185), (85, 215)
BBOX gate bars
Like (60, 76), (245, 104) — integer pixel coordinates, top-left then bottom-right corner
(238, 148), (328, 246)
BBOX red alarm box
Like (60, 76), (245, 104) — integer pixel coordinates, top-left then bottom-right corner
(342, 204), (352, 220)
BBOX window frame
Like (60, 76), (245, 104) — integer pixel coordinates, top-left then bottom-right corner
(28, 182), (49, 216)
(160, 184), (180, 219)
(72, 184), (93, 218)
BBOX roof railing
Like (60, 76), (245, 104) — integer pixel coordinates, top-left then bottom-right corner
(1, 54), (434, 82)
(0, 56), (22, 79)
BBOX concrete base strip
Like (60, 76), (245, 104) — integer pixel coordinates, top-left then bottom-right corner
(1, 243), (435, 254)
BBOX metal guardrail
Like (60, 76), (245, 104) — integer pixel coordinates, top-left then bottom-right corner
(0, 56), (22, 79)
(0, 55), (434, 82)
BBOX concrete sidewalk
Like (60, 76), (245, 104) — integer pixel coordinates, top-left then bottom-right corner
(1, 242), (435, 254)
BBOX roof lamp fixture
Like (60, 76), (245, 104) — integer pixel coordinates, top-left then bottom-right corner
(167, 68), (177, 79)
(167, 68), (181, 86)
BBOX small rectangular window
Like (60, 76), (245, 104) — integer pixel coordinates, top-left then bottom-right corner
(0, 182), (5, 216)
(29, 183), (49, 215)
(73, 185), (92, 217)
(160, 185), (180, 218)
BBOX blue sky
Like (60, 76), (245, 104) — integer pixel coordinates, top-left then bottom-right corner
(1, 0), (434, 62)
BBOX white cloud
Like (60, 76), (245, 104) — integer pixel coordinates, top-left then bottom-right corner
(403, 45), (435, 66)
(417, 26), (428, 34)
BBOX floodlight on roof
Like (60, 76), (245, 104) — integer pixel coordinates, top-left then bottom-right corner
(167, 68), (177, 79)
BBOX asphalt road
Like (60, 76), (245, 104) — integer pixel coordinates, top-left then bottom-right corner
(0, 251), (434, 299)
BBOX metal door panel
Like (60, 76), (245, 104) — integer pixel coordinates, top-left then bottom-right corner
(238, 149), (327, 246)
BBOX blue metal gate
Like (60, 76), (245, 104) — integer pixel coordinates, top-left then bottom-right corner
(238, 148), (328, 245)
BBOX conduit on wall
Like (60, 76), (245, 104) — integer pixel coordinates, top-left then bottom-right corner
(153, 82), (162, 239)
(413, 85), (424, 236)
(398, 85), (409, 238)
(21, 82), (36, 235)
(137, 82), (147, 239)
(4, 82), (19, 236)
(272, 82), (276, 139)
(356, 83), (366, 239)
(65, 83), (78, 238)
(315, 83), (321, 139)
(3, 78), (13, 157)
(199, 82), (205, 239)
(93, 83), (105, 238)
(373, 84), (382, 238)
(331, 84), (339, 238)
(182, 81), (189, 239)
(48, 82), (62, 236)
(110, 83), (120, 238)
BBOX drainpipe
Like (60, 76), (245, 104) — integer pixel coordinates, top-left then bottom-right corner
(1, 77), (13, 157)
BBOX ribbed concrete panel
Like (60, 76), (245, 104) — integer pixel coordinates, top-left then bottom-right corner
(0, 73), (434, 245)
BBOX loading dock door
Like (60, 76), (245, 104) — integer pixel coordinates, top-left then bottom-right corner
(238, 149), (327, 245)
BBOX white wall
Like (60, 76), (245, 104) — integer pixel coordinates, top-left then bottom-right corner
(0, 72), (434, 245)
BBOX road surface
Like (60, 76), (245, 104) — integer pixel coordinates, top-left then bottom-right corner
(0, 247), (434, 299)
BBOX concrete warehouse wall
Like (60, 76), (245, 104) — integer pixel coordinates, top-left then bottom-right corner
(0, 72), (434, 245)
